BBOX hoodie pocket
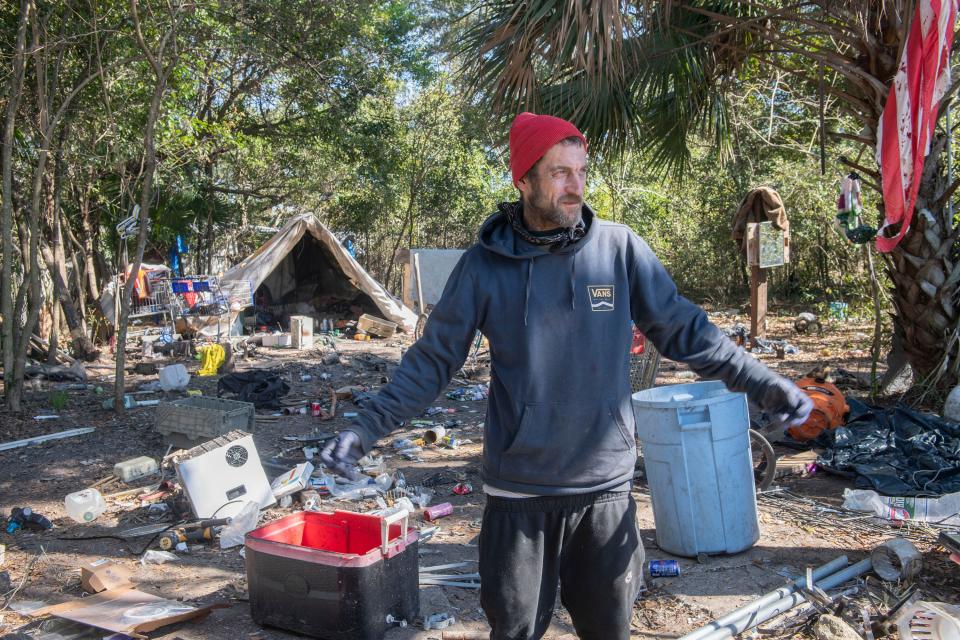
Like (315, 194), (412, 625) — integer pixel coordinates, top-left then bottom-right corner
(498, 399), (636, 487)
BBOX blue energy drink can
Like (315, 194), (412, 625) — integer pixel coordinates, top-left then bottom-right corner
(648, 559), (681, 578)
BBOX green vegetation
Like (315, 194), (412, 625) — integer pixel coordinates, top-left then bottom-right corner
(0, 1), (942, 408)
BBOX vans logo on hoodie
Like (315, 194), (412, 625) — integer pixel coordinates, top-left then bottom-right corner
(587, 285), (615, 311)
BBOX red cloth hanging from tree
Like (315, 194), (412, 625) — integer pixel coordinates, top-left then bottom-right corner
(875, 0), (958, 253)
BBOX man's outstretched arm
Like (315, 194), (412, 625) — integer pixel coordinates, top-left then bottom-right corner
(322, 254), (484, 475)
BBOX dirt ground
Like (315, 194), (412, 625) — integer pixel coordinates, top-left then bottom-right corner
(1, 310), (958, 640)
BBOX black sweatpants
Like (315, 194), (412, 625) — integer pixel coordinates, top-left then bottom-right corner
(479, 490), (645, 640)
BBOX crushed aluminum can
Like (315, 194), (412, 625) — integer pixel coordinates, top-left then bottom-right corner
(648, 559), (680, 578)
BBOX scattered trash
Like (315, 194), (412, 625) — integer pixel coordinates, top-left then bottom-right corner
(197, 343), (226, 376)
(452, 482), (472, 496)
(425, 406), (456, 415)
(220, 501), (260, 549)
(159, 520), (227, 551)
(424, 426), (446, 444)
(64, 488), (107, 524)
(842, 488), (960, 526)
(787, 376), (849, 442)
(0, 427), (95, 452)
(419, 562), (480, 589)
(6, 506), (53, 533)
(113, 456), (158, 483)
(138, 380), (164, 392)
(118, 522), (175, 539)
(80, 558), (134, 593)
(677, 555), (869, 640)
(217, 370), (290, 408)
(26, 583), (226, 635)
(158, 363), (190, 392)
(424, 612), (456, 630)
(829, 301), (849, 321)
(794, 312), (822, 334)
(175, 431), (275, 518)
(648, 559), (681, 578)
(895, 600), (960, 640)
(424, 502), (453, 521)
(103, 394), (139, 409)
(140, 550), (178, 565)
(271, 462), (314, 499)
(33, 415), (60, 421)
(871, 538), (922, 581)
(819, 397), (960, 494)
(445, 384), (488, 401)
(386, 613), (408, 628)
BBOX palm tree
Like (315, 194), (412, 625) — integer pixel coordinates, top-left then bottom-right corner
(458, 1), (959, 386)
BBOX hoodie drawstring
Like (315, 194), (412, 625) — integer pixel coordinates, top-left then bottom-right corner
(524, 259), (533, 326)
(570, 251), (577, 311)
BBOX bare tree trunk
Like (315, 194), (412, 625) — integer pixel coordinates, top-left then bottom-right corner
(115, 0), (183, 413)
(48, 276), (59, 364)
(43, 120), (98, 361)
(79, 182), (100, 299)
(10, 8), (48, 412)
(1, 0), (30, 407)
(40, 240), (99, 359)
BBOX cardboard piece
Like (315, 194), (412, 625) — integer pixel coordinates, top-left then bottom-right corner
(80, 558), (134, 593)
(29, 586), (228, 638)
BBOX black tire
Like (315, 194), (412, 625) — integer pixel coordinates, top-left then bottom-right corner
(749, 428), (778, 491)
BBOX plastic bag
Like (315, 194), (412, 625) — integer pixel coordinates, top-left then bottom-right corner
(219, 501), (260, 549)
(817, 397), (960, 495)
(158, 364), (190, 392)
(141, 550), (178, 565)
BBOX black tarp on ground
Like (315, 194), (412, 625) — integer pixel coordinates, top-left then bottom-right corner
(817, 398), (960, 496)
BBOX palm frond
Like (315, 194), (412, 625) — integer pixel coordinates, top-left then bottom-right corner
(455, 1), (761, 176)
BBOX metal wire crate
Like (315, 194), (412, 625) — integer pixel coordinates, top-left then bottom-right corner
(629, 331), (661, 393)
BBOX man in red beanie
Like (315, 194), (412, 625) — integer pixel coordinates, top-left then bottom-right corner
(324, 112), (813, 640)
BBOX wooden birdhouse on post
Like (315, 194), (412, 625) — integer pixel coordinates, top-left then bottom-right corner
(731, 187), (790, 340)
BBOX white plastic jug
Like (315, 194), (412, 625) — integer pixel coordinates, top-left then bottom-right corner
(632, 380), (760, 557)
(65, 488), (107, 523)
(159, 364), (190, 391)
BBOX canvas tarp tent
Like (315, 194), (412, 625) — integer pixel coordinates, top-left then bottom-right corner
(222, 214), (416, 333)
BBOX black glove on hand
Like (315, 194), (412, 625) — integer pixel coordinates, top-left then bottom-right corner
(760, 378), (814, 429)
(320, 430), (365, 481)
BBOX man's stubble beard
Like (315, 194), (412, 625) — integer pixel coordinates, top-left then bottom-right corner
(525, 183), (582, 229)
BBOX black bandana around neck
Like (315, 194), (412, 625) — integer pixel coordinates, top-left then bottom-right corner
(498, 201), (586, 249)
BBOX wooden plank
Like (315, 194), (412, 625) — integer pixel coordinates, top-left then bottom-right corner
(750, 265), (767, 339)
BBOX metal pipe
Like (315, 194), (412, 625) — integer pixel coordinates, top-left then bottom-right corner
(696, 558), (872, 640)
(680, 555), (849, 640)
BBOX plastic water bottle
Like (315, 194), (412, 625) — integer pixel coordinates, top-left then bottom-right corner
(843, 489), (960, 526)
(64, 488), (107, 523)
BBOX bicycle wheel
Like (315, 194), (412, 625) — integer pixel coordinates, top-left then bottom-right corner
(749, 428), (778, 491)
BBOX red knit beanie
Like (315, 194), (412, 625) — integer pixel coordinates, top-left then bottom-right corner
(509, 112), (587, 186)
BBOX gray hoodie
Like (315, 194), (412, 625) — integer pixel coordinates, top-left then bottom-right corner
(351, 203), (783, 495)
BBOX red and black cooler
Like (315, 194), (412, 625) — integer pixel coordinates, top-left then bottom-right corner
(245, 509), (418, 640)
